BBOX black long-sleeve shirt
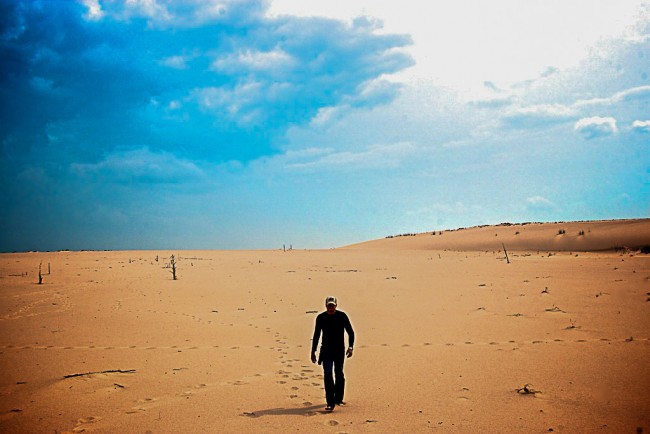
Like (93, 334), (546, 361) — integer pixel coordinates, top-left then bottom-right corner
(311, 310), (355, 358)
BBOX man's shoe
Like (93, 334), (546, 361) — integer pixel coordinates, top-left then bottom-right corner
(325, 405), (334, 411)
(336, 401), (346, 406)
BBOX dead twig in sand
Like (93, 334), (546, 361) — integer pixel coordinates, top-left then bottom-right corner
(565, 319), (580, 330)
(64, 369), (136, 379)
(502, 243), (510, 264)
(545, 306), (566, 313)
(170, 254), (178, 280)
(515, 383), (541, 395)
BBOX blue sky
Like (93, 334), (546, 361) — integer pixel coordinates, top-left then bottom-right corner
(1, 0), (648, 251)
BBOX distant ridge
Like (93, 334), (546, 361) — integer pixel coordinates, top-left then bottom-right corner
(344, 219), (650, 252)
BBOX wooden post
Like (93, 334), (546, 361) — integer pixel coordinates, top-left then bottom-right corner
(502, 243), (510, 264)
(38, 262), (43, 284)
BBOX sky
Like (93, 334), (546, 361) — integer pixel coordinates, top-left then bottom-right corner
(0, 0), (648, 251)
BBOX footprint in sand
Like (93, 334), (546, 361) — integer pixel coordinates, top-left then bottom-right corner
(125, 409), (144, 414)
(76, 416), (101, 424)
(327, 419), (339, 426)
(137, 397), (156, 403)
(73, 416), (102, 432)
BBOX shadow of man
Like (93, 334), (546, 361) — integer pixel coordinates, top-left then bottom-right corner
(240, 404), (329, 418)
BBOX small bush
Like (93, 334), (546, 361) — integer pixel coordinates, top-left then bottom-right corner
(557, 229), (566, 235)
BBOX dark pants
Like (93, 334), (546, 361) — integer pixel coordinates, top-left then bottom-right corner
(321, 353), (345, 407)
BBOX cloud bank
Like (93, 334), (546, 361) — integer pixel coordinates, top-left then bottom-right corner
(0, 0), (413, 168)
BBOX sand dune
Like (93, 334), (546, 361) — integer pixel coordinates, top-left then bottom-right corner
(0, 220), (648, 432)
(347, 219), (650, 252)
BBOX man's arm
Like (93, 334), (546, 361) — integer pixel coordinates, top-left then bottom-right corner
(311, 315), (321, 363)
(344, 314), (355, 357)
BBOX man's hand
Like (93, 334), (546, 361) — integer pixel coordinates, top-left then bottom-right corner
(346, 347), (353, 358)
(311, 352), (317, 364)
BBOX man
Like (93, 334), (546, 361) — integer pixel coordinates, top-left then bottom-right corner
(311, 296), (355, 411)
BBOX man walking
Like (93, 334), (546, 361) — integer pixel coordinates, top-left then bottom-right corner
(311, 296), (355, 411)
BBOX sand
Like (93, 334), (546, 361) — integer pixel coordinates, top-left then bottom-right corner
(0, 219), (648, 433)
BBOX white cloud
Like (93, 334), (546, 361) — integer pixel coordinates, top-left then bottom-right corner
(631, 119), (650, 133)
(192, 80), (264, 122)
(308, 79), (401, 127)
(575, 85), (650, 108)
(71, 148), (203, 183)
(101, 0), (261, 28)
(269, 0), (647, 92)
(310, 106), (343, 127)
(526, 196), (554, 207)
(121, 0), (172, 23)
(574, 116), (618, 139)
(161, 55), (191, 69)
(285, 141), (416, 170)
(502, 103), (575, 128)
(490, 83), (650, 132)
(81, 0), (105, 20)
(212, 48), (296, 72)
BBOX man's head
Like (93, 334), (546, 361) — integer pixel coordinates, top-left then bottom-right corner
(325, 296), (337, 314)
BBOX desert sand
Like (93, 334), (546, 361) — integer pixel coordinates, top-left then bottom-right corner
(0, 219), (648, 433)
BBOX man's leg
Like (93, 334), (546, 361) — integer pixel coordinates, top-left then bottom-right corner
(322, 358), (336, 409)
(333, 354), (345, 405)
